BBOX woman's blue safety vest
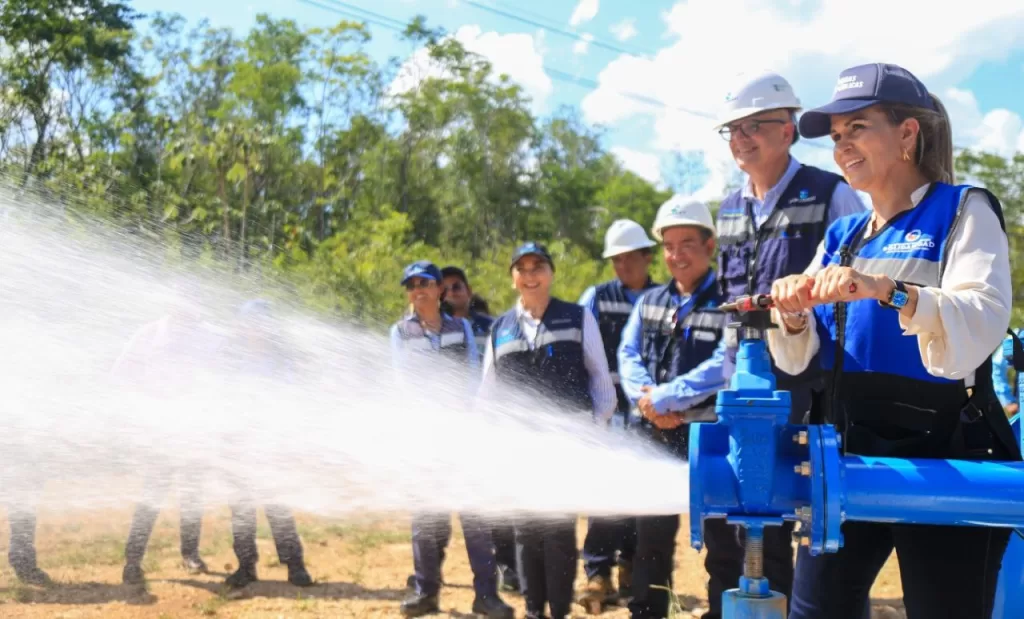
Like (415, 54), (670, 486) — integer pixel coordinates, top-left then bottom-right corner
(812, 182), (1019, 460)
(491, 298), (592, 413)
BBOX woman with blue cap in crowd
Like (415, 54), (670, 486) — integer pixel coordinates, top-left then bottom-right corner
(478, 242), (616, 619)
(766, 63), (1020, 619)
(390, 260), (514, 619)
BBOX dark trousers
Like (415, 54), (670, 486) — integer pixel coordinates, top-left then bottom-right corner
(231, 503), (305, 569)
(515, 516), (578, 618)
(124, 471), (203, 566)
(790, 521), (1010, 619)
(412, 513), (498, 598)
(8, 508), (39, 571)
(493, 522), (517, 570)
(583, 516), (636, 579)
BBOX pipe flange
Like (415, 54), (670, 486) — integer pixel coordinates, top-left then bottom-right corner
(807, 425), (845, 555)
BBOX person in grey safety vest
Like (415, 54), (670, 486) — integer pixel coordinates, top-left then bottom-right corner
(575, 219), (659, 612)
(391, 260), (514, 619)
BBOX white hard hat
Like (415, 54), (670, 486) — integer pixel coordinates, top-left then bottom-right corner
(651, 196), (716, 241)
(715, 70), (802, 129)
(602, 219), (656, 259)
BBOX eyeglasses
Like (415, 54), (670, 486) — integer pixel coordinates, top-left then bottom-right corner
(718, 119), (786, 141)
(404, 279), (435, 291)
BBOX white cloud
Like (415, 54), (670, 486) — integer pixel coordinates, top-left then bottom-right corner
(611, 147), (663, 186)
(581, 0), (1024, 199)
(610, 19), (638, 42)
(573, 33), (594, 56)
(389, 25), (553, 113)
(943, 88), (1024, 158)
(569, 0), (599, 27)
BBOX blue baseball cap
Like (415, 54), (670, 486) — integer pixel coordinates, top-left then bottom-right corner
(509, 242), (554, 272)
(798, 63), (935, 139)
(401, 260), (442, 285)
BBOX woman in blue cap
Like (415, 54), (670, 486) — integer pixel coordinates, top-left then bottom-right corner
(767, 63), (1019, 619)
(390, 260), (514, 619)
(478, 243), (616, 619)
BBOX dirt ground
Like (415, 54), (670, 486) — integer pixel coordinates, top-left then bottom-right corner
(0, 506), (907, 619)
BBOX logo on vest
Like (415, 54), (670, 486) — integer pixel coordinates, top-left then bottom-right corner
(495, 330), (516, 347)
(788, 189), (819, 205)
(883, 229), (935, 253)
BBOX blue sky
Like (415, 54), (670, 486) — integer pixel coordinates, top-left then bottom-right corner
(128, 0), (1024, 198)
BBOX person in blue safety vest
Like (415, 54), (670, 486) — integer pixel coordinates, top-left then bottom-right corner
(219, 299), (314, 590)
(767, 63), (1022, 619)
(439, 265), (520, 594)
(390, 260), (515, 619)
(992, 328), (1023, 416)
(478, 242), (617, 619)
(711, 69), (868, 618)
(575, 219), (659, 613)
(617, 198), (733, 619)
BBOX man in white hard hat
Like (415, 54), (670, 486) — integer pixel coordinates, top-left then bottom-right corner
(711, 70), (866, 618)
(575, 219), (660, 613)
(617, 197), (733, 619)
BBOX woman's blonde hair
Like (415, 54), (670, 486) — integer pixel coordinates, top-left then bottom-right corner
(882, 93), (954, 184)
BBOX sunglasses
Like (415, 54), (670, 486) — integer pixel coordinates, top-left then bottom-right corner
(404, 279), (435, 291)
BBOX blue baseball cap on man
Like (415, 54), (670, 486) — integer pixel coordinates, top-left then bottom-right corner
(509, 242), (554, 272)
(798, 63), (935, 139)
(401, 260), (443, 285)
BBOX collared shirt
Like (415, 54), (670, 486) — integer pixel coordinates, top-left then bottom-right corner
(478, 299), (617, 422)
(617, 270), (730, 415)
(732, 155), (867, 229)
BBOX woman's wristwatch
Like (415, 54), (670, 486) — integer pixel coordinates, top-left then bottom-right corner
(880, 278), (909, 310)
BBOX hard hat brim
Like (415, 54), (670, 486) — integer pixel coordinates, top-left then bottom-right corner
(652, 221), (716, 242)
(602, 239), (657, 259)
(714, 105), (803, 130)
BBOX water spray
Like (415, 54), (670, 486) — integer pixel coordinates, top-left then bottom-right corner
(690, 295), (1024, 618)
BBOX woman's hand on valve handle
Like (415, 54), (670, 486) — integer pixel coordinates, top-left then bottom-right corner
(770, 267), (892, 332)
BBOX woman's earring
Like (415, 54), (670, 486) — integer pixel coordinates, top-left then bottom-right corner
(902, 149), (910, 162)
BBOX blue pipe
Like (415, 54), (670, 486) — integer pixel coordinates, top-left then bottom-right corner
(993, 413), (1024, 617)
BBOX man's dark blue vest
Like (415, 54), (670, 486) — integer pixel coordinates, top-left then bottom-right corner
(717, 165), (844, 419)
(593, 278), (658, 413)
(491, 298), (592, 413)
(636, 278), (728, 426)
(469, 312), (494, 356)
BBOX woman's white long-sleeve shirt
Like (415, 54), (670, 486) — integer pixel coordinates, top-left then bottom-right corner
(766, 184), (1012, 388)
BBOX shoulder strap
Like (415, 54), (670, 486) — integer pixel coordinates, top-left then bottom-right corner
(1007, 329), (1024, 373)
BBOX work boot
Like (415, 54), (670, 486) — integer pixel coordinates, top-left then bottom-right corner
(576, 575), (616, 615)
(617, 558), (633, 599)
(400, 592), (439, 617)
(497, 564), (520, 592)
(288, 562), (313, 587)
(471, 594), (515, 618)
(13, 564), (51, 586)
(407, 573), (445, 589)
(122, 562), (145, 585)
(225, 563), (258, 589)
(182, 554), (207, 575)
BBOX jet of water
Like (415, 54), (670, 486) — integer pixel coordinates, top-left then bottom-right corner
(0, 185), (690, 519)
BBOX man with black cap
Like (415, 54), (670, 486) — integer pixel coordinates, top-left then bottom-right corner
(479, 242), (616, 619)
